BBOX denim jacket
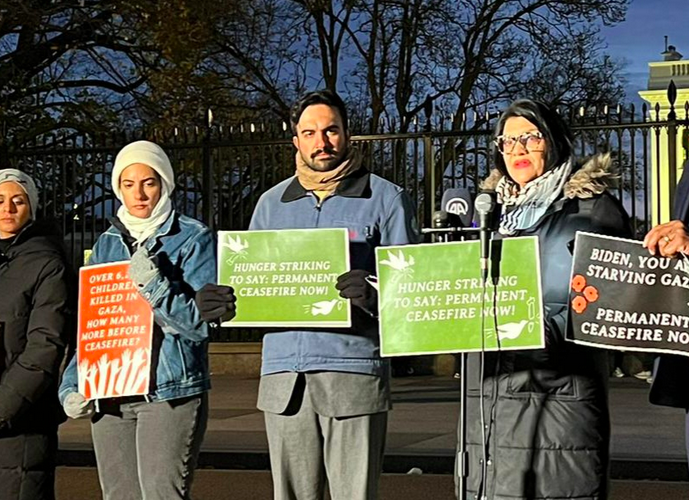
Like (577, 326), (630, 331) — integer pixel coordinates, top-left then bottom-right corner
(250, 168), (420, 377)
(59, 211), (215, 403)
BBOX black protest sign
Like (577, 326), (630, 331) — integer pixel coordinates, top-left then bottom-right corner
(568, 232), (689, 357)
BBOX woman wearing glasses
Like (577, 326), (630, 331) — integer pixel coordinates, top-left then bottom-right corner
(460, 99), (631, 500)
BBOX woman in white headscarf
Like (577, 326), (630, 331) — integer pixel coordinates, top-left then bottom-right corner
(0, 169), (73, 500)
(58, 141), (227, 500)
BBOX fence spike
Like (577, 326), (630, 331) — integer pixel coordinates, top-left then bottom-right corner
(668, 80), (677, 107)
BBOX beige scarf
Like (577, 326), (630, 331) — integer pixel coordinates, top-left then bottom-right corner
(295, 148), (362, 192)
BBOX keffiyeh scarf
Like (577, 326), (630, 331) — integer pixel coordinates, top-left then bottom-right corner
(495, 160), (572, 235)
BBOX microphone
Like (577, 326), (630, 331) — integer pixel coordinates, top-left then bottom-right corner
(432, 210), (449, 229)
(431, 210), (450, 242)
(474, 192), (496, 282)
(441, 188), (474, 228)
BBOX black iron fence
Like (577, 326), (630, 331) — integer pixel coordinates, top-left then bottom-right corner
(4, 94), (689, 341)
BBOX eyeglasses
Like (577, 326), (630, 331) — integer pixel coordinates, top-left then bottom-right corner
(494, 131), (544, 154)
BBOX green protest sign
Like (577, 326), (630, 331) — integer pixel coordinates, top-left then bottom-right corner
(376, 236), (545, 356)
(217, 228), (351, 327)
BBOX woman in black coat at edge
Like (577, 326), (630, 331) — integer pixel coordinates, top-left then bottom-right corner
(0, 168), (73, 500)
(459, 100), (632, 500)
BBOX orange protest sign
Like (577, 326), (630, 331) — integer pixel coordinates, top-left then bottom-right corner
(77, 261), (154, 400)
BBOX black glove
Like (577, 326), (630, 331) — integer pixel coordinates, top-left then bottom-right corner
(336, 270), (377, 316)
(195, 284), (237, 323)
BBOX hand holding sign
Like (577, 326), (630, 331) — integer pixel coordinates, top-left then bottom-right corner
(336, 270), (378, 316)
(195, 284), (237, 323)
(128, 247), (160, 288)
(63, 392), (94, 419)
(643, 220), (689, 257)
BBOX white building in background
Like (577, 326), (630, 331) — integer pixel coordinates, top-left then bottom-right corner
(639, 41), (689, 224)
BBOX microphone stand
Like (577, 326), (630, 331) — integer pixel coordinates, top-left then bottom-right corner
(421, 224), (481, 500)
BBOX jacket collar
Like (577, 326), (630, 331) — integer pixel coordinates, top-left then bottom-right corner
(109, 211), (178, 252)
(481, 153), (618, 226)
(2, 219), (64, 256)
(481, 153), (617, 199)
(280, 167), (372, 202)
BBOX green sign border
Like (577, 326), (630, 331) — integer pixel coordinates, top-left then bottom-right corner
(217, 228), (352, 328)
(376, 236), (545, 356)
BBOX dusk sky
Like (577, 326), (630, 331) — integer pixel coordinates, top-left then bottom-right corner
(600, 0), (687, 105)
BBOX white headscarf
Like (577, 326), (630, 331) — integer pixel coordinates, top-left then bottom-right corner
(0, 169), (39, 218)
(112, 141), (175, 245)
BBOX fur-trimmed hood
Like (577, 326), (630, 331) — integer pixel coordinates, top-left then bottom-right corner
(481, 153), (618, 199)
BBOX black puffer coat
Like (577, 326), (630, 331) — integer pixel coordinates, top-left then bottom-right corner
(649, 159), (689, 410)
(462, 155), (632, 500)
(0, 220), (74, 500)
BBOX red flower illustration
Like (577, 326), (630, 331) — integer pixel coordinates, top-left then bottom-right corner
(571, 274), (586, 293)
(583, 285), (599, 303)
(572, 295), (588, 314)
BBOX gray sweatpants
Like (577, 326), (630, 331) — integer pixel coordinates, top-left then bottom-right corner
(91, 393), (208, 500)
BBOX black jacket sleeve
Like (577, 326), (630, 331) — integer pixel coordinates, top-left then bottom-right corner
(0, 259), (70, 424)
(546, 193), (632, 345)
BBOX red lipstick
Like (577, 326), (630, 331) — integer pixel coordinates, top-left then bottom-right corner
(513, 159), (531, 169)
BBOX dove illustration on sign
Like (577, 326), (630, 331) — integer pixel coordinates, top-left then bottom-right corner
(380, 250), (415, 273)
(496, 320), (529, 341)
(304, 299), (342, 316)
(222, 234), (249, 264)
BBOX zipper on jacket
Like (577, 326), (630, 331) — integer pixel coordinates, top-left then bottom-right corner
(312, 191), (335, 225)
(312, 192), (323, 227)
(314, 193), (323, 211)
